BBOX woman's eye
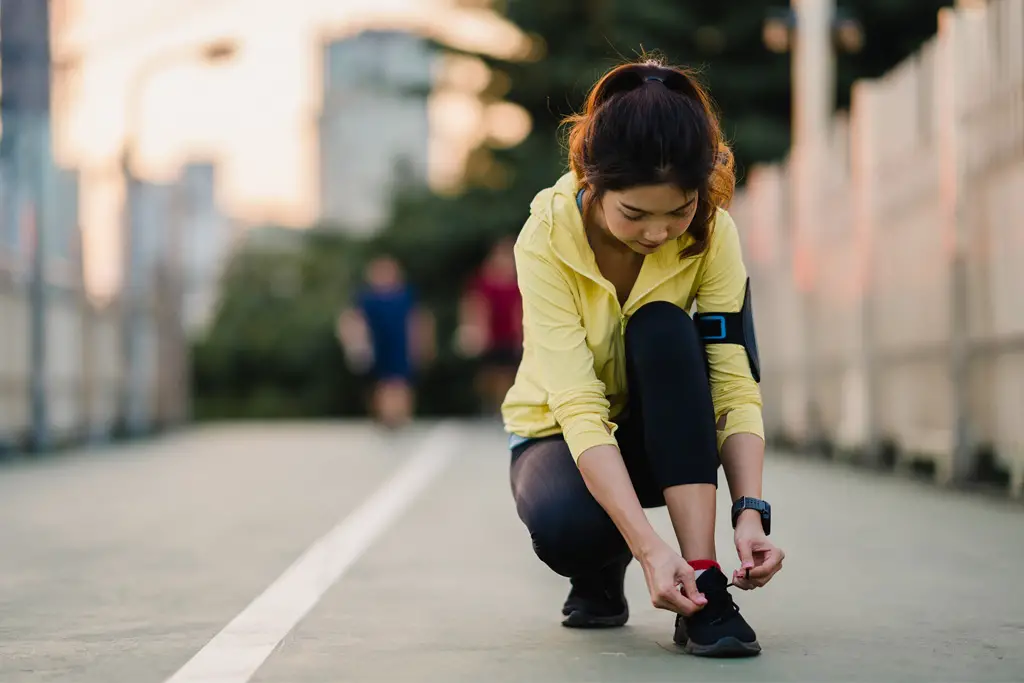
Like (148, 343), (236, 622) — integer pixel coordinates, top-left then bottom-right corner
(623, 213), (644, 222)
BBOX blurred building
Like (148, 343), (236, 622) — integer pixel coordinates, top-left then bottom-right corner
(179, 162), (231, 336)
(316, 30), (438, 235)
(126, 177), (174, 293)
(122, 163), (231, 337)
(0, 0), (55, 273)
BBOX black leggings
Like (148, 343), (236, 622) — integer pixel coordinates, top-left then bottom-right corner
(509, 301), (719, 579)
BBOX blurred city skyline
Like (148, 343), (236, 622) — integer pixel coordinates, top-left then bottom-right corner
(48, 0), (532, 299)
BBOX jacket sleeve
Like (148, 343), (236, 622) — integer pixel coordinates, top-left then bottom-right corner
(515, 239), (619, 463)
(695, 211), (765, 451)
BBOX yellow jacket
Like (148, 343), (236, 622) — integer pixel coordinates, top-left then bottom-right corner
(502, 171), (764, 463)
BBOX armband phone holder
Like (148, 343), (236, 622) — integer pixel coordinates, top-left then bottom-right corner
(693, 278), (761, 382)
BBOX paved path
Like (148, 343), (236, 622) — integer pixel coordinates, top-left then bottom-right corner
(2, 421), (1022, 682)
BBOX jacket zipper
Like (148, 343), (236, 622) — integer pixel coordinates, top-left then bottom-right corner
(550, 248), (631, 403)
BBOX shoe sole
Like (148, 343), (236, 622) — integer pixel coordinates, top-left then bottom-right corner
(561, 609), (629, 629)
(677, 636), (761, 658)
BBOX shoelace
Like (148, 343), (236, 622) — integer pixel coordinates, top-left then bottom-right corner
(725, 567), (750, 588)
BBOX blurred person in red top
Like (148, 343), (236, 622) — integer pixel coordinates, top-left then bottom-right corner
(456, 237), (523, 413)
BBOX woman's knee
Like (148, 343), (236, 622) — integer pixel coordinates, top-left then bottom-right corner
(511, 441), (628, 577)
(625, 301), (703, 367)
(622, 301), (719, 488)
(519, 497), (628, 577)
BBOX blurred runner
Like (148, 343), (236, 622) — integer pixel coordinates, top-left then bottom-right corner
(337, 255), (434, 428)
(456, 237), (523, 414)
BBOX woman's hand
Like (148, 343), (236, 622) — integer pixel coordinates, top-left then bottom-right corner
(731, 511), (784, 590)
(639, 541), (709, 616)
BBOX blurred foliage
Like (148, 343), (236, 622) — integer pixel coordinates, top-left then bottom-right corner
(191, 228), (363, 420)
(192, 0), (954, 420)
(191, 222), (487, 420)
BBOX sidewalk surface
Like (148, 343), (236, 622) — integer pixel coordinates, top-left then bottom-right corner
(2, 421), (1022, 682)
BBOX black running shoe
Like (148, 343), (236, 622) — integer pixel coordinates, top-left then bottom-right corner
(561, 555), (630, 628)
(673, 566), (760, 657)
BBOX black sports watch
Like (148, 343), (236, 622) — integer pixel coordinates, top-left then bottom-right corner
(731, 496), (771, 535)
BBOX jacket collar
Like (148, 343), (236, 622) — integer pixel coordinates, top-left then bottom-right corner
(536, 172), (699, 313)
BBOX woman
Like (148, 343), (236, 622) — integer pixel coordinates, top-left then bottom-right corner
(501, 58), (785, 658)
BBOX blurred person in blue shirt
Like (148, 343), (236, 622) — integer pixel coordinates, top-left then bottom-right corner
(337, 255), (434, 427)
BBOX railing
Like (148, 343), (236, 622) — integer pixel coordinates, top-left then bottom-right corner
(0, 149), (199, 452)
(733, 0), (1024, 496)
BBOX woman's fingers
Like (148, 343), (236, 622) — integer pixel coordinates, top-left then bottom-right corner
(732, 558), (783, 589)
(676, 570), (703, 606)
(746, 547), (782, 580)
(655, 586), (704, 616)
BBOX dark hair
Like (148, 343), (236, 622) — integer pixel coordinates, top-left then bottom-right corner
(564, 57), (735, 258)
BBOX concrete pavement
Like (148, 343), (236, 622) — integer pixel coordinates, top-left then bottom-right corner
(1, 421), (1022, 682)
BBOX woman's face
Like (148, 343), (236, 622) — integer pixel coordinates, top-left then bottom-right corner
(597, 183), (698, 254)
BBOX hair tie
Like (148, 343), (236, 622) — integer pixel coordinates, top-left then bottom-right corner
(645, 75), (665, 83)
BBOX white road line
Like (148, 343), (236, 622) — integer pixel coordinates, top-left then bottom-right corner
(164, 423), (459, 683)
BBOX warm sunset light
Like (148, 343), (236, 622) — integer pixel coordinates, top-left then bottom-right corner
(50, 0), (529, 299)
